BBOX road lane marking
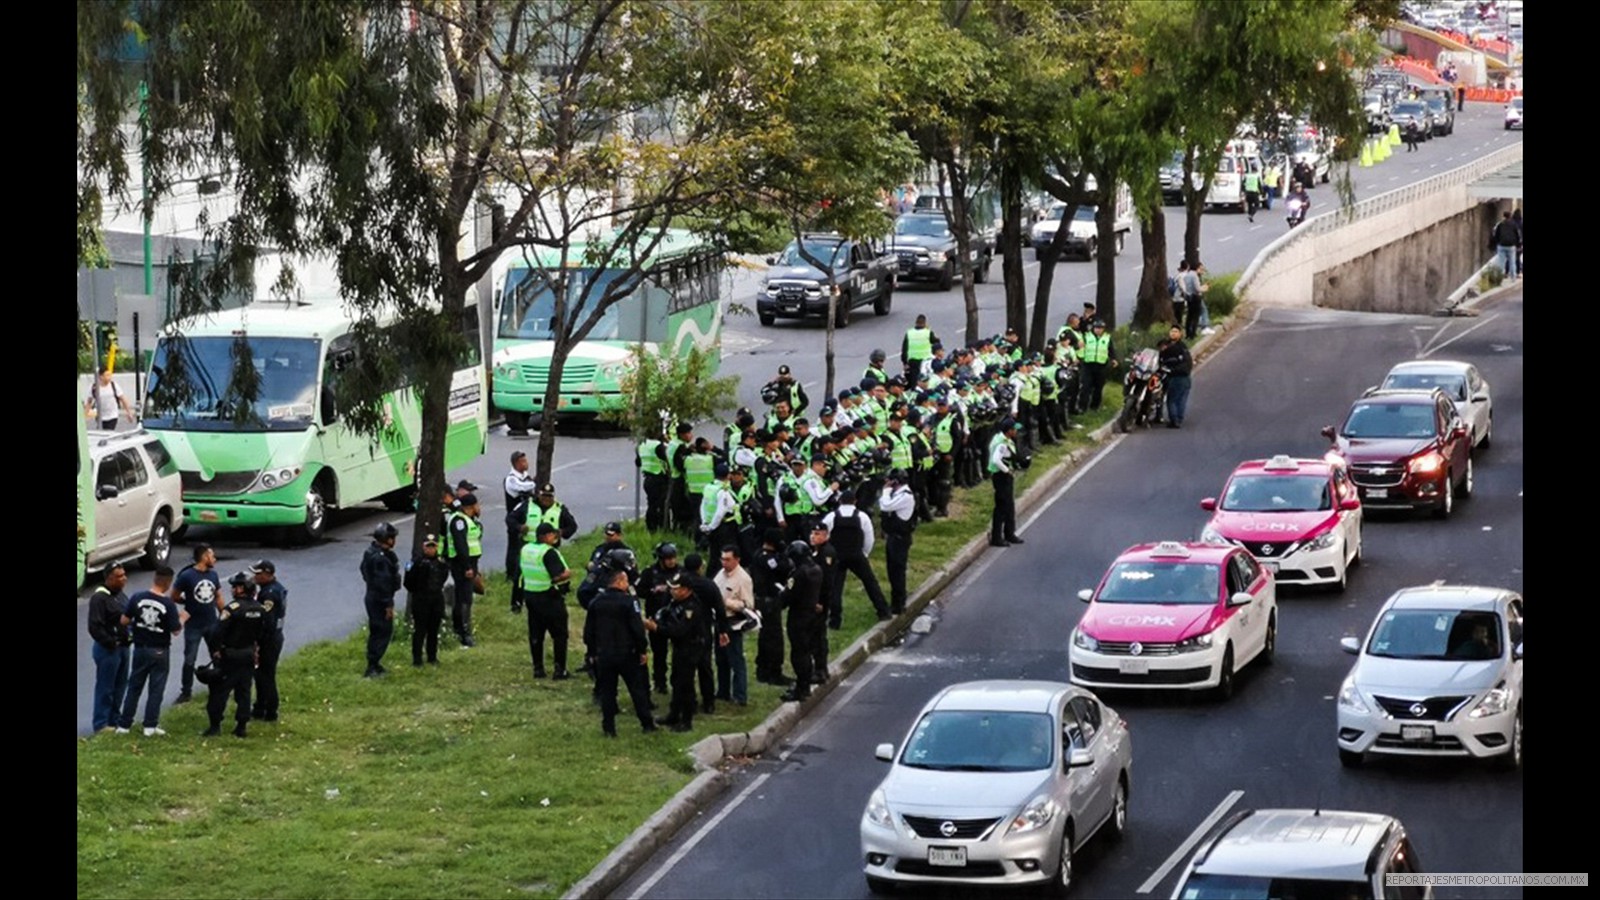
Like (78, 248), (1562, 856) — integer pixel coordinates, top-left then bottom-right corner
(1420, 312), (1501, 358)
(1018, 439), (1123, 536)
(1128, 263), (1143, 272)
(551, 458), (589, 474)
(1137, 789), (1245, 894)
(1079, 281), (1097, 288)
(625, 772), (774, 900)
(1218, 235), (1235, 243)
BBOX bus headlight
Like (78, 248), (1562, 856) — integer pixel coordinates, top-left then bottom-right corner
(251, 466), (303, 493)
(496, 364), (520, 381)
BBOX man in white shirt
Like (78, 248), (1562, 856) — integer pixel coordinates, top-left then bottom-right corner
(878, 470), (918, 616)
(503, 450), (541, 577)
(712, 545), (755, 705)
(988, 419), (1023, 547)
(820, 489), (891, 621)
(85, 367), (134, 430)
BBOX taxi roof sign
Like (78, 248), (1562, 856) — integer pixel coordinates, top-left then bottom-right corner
(1263, 455), (1299, 471)
(1150, 541), (1192, 558)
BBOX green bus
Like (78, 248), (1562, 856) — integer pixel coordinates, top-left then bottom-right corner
(490, 229), (725, 430)
(77, 401), (95, 588)
(143, 302), (487, 542)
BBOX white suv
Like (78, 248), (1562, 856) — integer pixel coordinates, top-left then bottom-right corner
(1172, 808), (1432, 899)
(87, 428), (184, 573)
(1337, 585), (1523, 770)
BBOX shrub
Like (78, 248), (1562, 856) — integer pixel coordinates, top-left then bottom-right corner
(77, 350), (139, 375)
(1478, 265), (1506, 292)
(1205, 271), (1241, 318)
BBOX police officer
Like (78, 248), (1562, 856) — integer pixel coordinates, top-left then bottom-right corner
(864, 349), (890, 386)
(637, 425), (671, 532)
(636, 542), (683, 694)
(579, 522), (636, 610)
(203, 572), (267, 737)
(901, 314), (936, 384)
(646, 573), (706, 733)
(445, 492), (484, 647)
(680, 553), (724, 712)
(751, 528), (791, 687)
(361, 523), (402, 677)
(403, 534), (451, 666)
(581, 549), (657, 737)
(530, 482), (580, 546)
(504, 450), (540, 577)
(681, 438), (717, 532)
(665, 422), (695, 531)
(249, 560), (287, 722)
(698, 462), (741, 554)
(520, 522), (574, 679)
(775, 456), (815, 543)
(929, 397), (961, 516)
(780, 541), (825, 703)
(1078, 319), (1118, 412)
(879, 469), (917, 616)
(820, 489), (891, 621)
(988, 419), (1024, 547)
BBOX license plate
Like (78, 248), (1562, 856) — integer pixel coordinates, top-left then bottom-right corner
(1118, 659), (1150, 675)
(782, 304), (799, 313)
(1364, 488), (1388, 499)
(1260, 560), (1280, 572)
(927, 847), (966, 867)
(199, 510), (219, 522)
(1401, 724), (1434, 743)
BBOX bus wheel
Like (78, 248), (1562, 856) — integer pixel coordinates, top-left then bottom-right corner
(299, 479), (331, 544)
(503, 410), (531, 434)
(382, 485), (417, 512)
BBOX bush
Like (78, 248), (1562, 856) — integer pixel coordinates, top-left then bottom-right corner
(77, 350), (139, 375)
(1115, 321), (1178, 356)
(1478, 266), (1506, 292)
(1205, 271), (1241, 318)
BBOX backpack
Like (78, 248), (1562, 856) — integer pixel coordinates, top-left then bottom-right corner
(1167, 275), (1179, 299)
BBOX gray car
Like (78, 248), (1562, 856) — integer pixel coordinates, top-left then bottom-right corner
(860, 680), (1132, 896)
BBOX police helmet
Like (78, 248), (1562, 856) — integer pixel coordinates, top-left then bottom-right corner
(886, 468), (910, 485)
(654, 542), (679, 560)
(599, 547), (637, 575)
(373, 522), (399, 541)
(870, 348), (886, 363)
(194, 662), (224, 686)
(227, 571), (253, 588)
(785, 540), (813, 564)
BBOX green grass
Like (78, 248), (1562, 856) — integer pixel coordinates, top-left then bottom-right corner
(76, 404), (1124, 900)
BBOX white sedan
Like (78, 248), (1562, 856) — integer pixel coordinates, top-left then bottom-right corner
(1373, 360), (1493, 451)
(1505, 97), (1523, 130)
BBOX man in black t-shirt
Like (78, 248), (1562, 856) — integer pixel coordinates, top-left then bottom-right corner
(117, 566), (182, 735)
(171, 544), (221, 704)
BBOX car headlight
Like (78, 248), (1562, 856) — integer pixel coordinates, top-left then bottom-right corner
(1073, 629), (1099, 652)
(1468, 682), (1511, 719)
(1338, 678), (1370, 714)
(251, 466), (303, 493)
(1200, 526), (1227, 544)
(928, 251), (947, 262)
(1174, 631), (1215, 653)
(1408, 451), (1444, 475)
(762, 281), (775, 296)
(865, 788), (892, 827)
(1007, 793), (1055, 837)
(1305, 531), (1338, 552)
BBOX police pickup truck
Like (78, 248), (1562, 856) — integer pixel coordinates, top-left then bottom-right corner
(888, 211), (994, 290)
(759, 233), (895, 328)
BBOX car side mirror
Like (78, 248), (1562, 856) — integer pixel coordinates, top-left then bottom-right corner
(1513, 643), (1523, 661)
(1340, 636), (1361, 654)
(1321, 425), (1337, 441)
(96, 484), (120, 501)
(1200, 498), (1217, 512)
(875, 743), (895, 762)
(1340, 497), (1361, 511)
(1066, 748), (1093, 769)
(1077, 589), (1093, 603)
(1227, 591), (1253, 608)
(765, 256), (778, 266)
(320, 386), (339, 426)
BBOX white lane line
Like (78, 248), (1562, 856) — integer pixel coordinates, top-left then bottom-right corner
(1128, 263), (1143, 272)
(1017, 439), (1124, 536)
(1137, 789), (1246, 894)
(1218, 235), (1235, 243)
(803, 380), (819, 389)
(1079, 281), (1097, 288)
(1420, 312), (1501, 358)
(625, 772), (774, 900)
(551, 458), (590, 474)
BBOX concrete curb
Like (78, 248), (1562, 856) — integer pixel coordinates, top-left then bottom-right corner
(562, 319), (1236, 900)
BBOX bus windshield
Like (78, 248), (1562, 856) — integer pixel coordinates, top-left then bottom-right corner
(498, 267), (627, 342)
(145, 336), (322, 432)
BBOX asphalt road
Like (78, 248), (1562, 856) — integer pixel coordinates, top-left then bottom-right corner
(616, 288), (1524, 900)
(76, 101), (1521, 740)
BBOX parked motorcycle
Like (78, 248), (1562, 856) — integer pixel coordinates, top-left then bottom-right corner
(1116, 348), (1168, 434)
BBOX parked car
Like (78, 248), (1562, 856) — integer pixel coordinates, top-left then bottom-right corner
(1505, 96), (1523, 130)
(1070, 541), (1277, 699)
(1372, 360), (1493, 451)
(1160, 150), (1205, 206)
(1205, 140), (1263, 212)
(1420, 90), (1456, 135)
(889, 211), (992, 290)
(1171, 809), (1433, 899)
(861, 680), (1132, 895)
(87, 427), (184, 574)
(1363, 90), (1393, 135)
(1200, 454), (1363, 592)
(1031, 183), (1135, 261)
(1337, 584), (1523, 770)
(758, 233), (895, 328)
(1321, 387), (1473, 518)
(1388, 100), (1435, 141)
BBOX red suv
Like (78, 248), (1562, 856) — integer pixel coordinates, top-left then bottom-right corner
(1322, 388), (1473, 518)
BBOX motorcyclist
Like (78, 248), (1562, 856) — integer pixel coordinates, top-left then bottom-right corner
(1285, 182), (1310, 228)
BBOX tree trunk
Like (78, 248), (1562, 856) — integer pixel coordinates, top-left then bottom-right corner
(997, 164), (1031, 351)
(1030, 204), (1081, 349)
(534, 332), (570, 486)
(1093, 181), (1117, 330)
(1183, 193), (1204, 272)
(1132, 204), (1173, 331)
(939, 159), (981, 342)
(824, 283), (837, 400)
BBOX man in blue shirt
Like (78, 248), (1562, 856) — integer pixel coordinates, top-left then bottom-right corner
(171, 544), (221, 704)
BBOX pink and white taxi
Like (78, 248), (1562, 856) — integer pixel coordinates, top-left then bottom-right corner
(1071, 542), (1277, 700)
(1199, 455), (1364, 592)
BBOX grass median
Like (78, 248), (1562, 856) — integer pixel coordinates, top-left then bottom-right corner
(77, 399), (1122, 899)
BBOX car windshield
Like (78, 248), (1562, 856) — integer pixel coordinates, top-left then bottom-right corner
(899, 710), (1054, 772)
(1291, 136), (1318, 154)
(144, 335), (321, 433)
(1364, 92), (1384, 106)
(1097, 562), (1220, 605)
(1366, 609), (1503, 661)
(1425, 96), (1449, 111)
(1394, 101), (1425, 116)
(1511, 98), (1523, 111)
(895, 216), (950, 238)
(777, 240), (847, 268)
(1341, 402), (1436, 439)
(1382, 372), (1468, 402)
(1222, 475), (1332, 512)
(1177, 873), (1373, 900)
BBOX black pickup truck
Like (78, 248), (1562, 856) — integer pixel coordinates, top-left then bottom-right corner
(758, 233), (895, 328)
(888, 211), (994, 290)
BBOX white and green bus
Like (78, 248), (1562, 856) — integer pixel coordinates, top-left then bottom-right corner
(490, 229), (725, 430)
(143, 302), (487, 541)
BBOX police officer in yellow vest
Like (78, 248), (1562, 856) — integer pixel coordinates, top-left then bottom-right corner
(519, 522), (574, 679)
(530, 483), (579, 547)
(776, 456), (814, 543)
(637, 427), (670, 532)
(444, 493), (484, 648)
(901, 314), (937, 384)
(665, 422), (695, 532)
(1077, 319), (1118, 412)
(682, 439), (718, 532)
(699, 462), (741, 555)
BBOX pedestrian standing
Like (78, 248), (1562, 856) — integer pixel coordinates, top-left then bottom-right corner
(116, 565), (181, 736)
(637, 425), (671, 532)
(681, 553), (723, 712)
(1262, 161), (1280, 210)
(1243, 165), (1262, 222)
(820, 489), (892, 621)
(636, 542), (682, 694)
(1457, 84), (1466, 112)
(88, 564), (132, 734)
(503, 450), (540, 578)
(1160, 326), (1195, 429)
(85, 367), (135, 430)
(901, 314), (937, 384)
(519, 522), (574, 679)
(203, 572), (267, 738)
(779, 542), (825, 703)
(582, 551), (657, 737)
(249, 560), (286, 722)
(1403, 119), (1420, 152)
(988, 419), (1024, 547)
(171, 543), (220, 705)
(361, 523), (401, 678)
(712, 545), (755, 706)
(647, 574), (707, 732)
(1077, 320), (1118, 411)
(403, 534), (450, 666)
(445, 493), (484, 647)
(1491, 210), (1521, 280)
(879, 470), (917, 616)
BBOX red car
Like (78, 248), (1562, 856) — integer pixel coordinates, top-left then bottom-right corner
(1322, 388), (1473, 518)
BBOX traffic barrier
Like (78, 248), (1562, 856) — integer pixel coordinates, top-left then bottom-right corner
(1360, 141), (1372, 168)
(1376, 136), (1390, 162)
(1387, 123), (1401, 147)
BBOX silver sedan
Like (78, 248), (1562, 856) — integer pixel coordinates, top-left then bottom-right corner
(860, 680), (1133, 896)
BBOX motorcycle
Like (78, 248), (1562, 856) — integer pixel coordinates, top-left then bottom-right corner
(1285, 197), (1307, 229)
(1115, 348), (1168, 434)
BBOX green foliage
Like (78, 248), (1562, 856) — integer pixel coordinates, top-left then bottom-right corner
(1204, 271), (1242, 318)
(1479, 266), (1505, 291)
(77, 349), (138, 375)
(599, 344), (741, 438)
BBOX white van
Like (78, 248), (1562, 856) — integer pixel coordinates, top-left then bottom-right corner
(1205, 140), (1263, 213)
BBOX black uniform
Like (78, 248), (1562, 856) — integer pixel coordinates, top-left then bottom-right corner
(361, 541), (401, 674)
(683, 569), (723, 710)
(751, 543), (791, 684)
(654, 591), (708, 731)
(783, 556), (825, 701)
(583, 587), (656, 735)
(251, 579), (288, 721)
(204, 596), (267, 735)
(446, 512), (482, 646)
(404, 554), (451, 665)
(825, 506), (891, 619)
(636, 562), (681, 693)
